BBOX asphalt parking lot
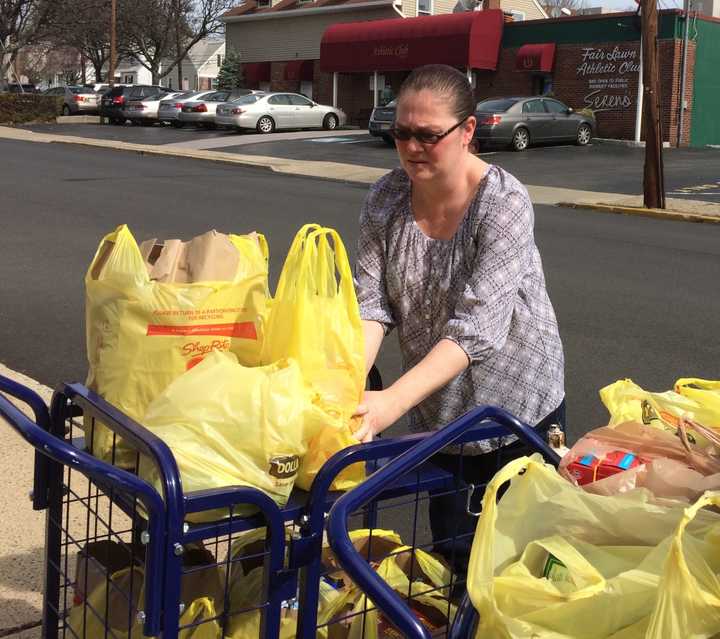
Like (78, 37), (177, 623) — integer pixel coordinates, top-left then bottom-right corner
(21, 121), (720, 200)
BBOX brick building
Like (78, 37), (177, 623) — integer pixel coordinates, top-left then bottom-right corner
(224, 5), (720, 146)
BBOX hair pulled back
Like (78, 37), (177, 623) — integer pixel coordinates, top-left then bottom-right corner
(397, 64), (475, 122)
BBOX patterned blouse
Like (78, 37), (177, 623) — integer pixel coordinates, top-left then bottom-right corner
(355, 165), (565, 454)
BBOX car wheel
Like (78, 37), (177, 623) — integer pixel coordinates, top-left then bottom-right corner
(381, 134), (395, 147)
(171, 121), (184, 129)
(511, 127), (530, 152)
(62, 105), (71, 116)
(323, 113), (339, 130)
(576, 123), (592, 146)
(111, 117), (124, 126)
(256, 116), (275, 134)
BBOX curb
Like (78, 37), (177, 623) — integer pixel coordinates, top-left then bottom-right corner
(557, 201), (720, 224)
(0, 127), (386, 185)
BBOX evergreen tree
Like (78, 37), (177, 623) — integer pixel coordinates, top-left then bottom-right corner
(216, 50), (244, 90)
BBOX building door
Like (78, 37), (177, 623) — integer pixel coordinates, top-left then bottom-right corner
(300, 80), (313, 100)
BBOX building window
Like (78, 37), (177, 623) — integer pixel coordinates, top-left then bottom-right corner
(417, 0), (432, 14)
(256, 0), (270, 7)
(217, 54), (223, 67)
(510, 9), (525, 20)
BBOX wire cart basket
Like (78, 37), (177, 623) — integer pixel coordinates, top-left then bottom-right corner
(0, 371), (559, 638)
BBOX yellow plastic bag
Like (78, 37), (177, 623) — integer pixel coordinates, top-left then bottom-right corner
(467, 455), (720, 639)
(346, 551), (457, 639)
(674, 378), (720, 418)
(139, 351), (337, 522)
(68, 566), (221, 638)
(647, 491), (720, 638)
(320, 529), (455, 639)
(85, 224), (269, 466)
(262, 224), (365, 492)
(600, 379), (720, 449)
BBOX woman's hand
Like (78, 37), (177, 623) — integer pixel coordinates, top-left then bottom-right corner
(352, 389), (405, 443)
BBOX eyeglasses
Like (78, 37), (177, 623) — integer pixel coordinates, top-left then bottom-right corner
(388, 117), (468, 145)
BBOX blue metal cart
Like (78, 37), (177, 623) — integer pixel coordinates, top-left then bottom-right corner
(0, 372), (559, 638)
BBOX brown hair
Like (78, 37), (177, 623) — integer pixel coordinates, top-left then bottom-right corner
(397, 64), (475, 122)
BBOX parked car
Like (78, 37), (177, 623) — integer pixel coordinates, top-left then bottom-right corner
(177, 90), (255, 128)
(1, 82), (39, 94)
(43, 85), (99, 115)
(84, 83), (111, 94)
(368, 99), (396, 146)
(123, 91), (185, 125)
(473, 96), (595, 152)
(215, 92), (346, 133)
(100, 85), (170, 124)
(157, 91), (214, 127)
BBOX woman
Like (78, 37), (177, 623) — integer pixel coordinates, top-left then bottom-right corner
(352, 64), (565, 579)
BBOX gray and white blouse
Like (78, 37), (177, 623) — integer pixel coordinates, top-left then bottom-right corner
(355, 165), (565, 454)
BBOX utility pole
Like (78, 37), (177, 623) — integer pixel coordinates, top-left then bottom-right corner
(641, 0), (665, 209)
(109, 0), (117, 86)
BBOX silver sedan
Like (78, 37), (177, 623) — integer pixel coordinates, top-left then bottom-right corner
(216, 92), (346, 134)
(158, 91), (215, 127)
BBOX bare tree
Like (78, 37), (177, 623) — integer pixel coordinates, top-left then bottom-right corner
(0, 0), (53, 82)
(542, 0), (588, 15)
(46, 0), (122, 82)
(123, 0), (236, 85)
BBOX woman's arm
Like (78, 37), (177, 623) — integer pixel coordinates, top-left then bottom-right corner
(362, 319), (385, 376)
(353, 337), (469, 443)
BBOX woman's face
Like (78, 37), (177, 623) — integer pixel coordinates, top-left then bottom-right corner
(394, 88), (476, 183)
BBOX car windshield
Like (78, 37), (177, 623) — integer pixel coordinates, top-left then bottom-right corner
(384, 99), (397, 108)
(174, 92), (196, 100)
(231, 94), (262, 105)
(476, 98), (519, 112)
(69, 87), (88, 94)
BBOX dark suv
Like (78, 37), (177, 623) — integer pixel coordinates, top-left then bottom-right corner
(100, 85), (169, 124)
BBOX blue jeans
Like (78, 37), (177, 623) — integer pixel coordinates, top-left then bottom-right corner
(428, 400), (566, 586)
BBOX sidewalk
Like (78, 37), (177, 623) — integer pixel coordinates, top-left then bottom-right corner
(0, 364), (50, 639)
(2, 125), (719, 222)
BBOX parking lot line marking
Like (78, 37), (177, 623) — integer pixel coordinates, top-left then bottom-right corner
(667, 191), (720, 198)
(304, 137), (359, 143)
(341, 138), (377, 144)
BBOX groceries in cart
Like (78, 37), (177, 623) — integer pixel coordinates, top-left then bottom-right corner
(467, 454), (720, 639)
(556, 377), (720, 501)
(138, 351), (343, 522)
(84, 223), (365, 511)
(261, 224), (366, 492)
(85, 224), (270, 466)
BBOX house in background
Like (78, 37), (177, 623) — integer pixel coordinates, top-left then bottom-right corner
(99, 38), (225, 89)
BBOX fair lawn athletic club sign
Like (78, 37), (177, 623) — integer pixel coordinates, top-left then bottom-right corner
(577, 45), (640, 112)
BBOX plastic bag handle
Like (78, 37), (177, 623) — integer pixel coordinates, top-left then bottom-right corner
(645, 489), (720, 638)
(302, 227), (356, 304)
(274, 223), (323, 300)
(86, 224), (149, 285)
(467, 456), (543, 602)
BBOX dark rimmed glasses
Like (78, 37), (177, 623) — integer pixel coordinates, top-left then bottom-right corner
(388, 117), (468, 145)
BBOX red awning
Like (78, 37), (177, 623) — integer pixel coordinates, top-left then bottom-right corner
(285, 59), (314, 82)
(515, 44), (556, 73)
(320, 10), (504, 73)
(243, 62), (271, 84)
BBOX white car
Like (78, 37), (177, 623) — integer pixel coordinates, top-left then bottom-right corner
(124, 91), (185, 125)
(157, 91), (216, 127)
(215, 92), (346, 133)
